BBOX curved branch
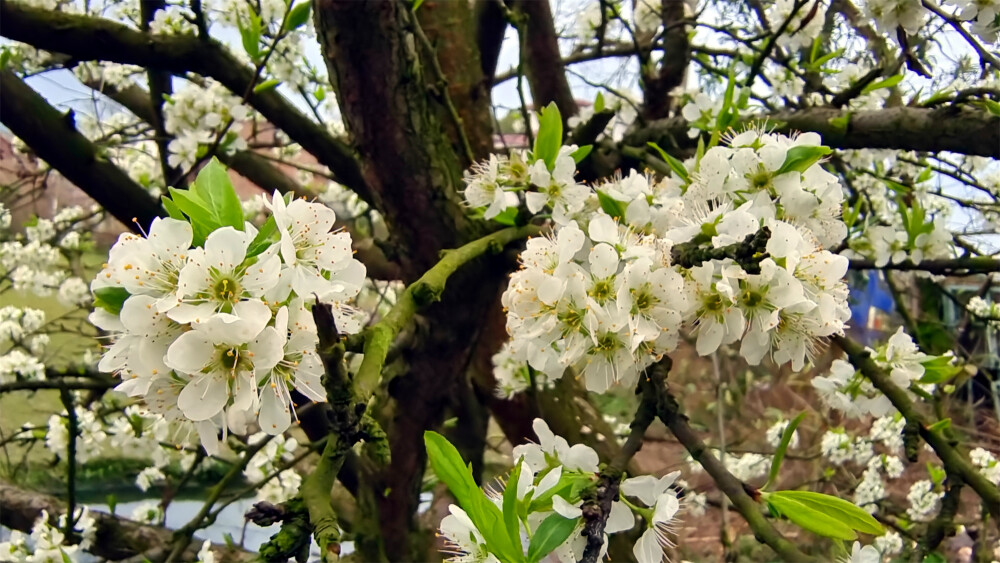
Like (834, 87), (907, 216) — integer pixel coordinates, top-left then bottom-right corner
(650, 362), (813, 562)
(0, 69), (162, 231)
(0, 2), (372, 206)
(0, 481), (255, 562)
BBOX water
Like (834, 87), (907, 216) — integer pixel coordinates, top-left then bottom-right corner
(1, 497), (338, 561)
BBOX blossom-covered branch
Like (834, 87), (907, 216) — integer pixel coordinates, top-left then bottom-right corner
(833, 334), (1000, 524)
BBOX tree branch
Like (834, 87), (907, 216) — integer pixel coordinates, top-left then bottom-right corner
(0, 481), (255, 562)
(515, 0), (578, 120)
(0, 69), (162, 231)
(848, 257), (1000, 275)
(650, 361), (813, 562)
(833, 334), (1000, 525)
(623, 106), (1000, 158)
(0, 2), (372, 206)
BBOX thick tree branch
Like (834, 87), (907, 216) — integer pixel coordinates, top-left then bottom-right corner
(833, 334), (1000, 525)
(623, 106), (1000, 158)
(0, 69), (162, 231)
(0, 1), (371, 206)
(848, 257), (1000, 275)
(0, 481), (254, 562)
(515, 0), (578, 120)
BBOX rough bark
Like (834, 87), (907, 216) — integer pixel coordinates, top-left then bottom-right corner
(0, 481), (254, 562)
(622, 105), (1000, 159)
(0, 69), (162, 231)
(313, 2), (501, 559)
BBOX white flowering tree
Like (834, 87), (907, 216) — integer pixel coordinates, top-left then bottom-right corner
(1, 0), (999, 562)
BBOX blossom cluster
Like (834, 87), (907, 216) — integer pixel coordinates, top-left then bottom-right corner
(812, 328), (957, 418)
(91, 190), (365, 452)
(845, 223), (952, 268)
(472, 129), (852, 393)
(0, 508), (96, 563)
(968, 296), (1000, 329)
(438, 419), (683, 563)
(162, 81), (251, 170)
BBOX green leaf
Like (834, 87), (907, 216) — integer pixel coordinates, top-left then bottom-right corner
(594, 91), (605, 113)
(763, 412), (806, 491)
(192, 158), (244, 231)
(978, 99), (1000, 116)
(238, 11), (262, 61)
(502, 462), (524, 558)
(922, 553), (947, 563)
(526, 514), (579, 563)
(253, 79), (282, 93)
(597, 190), (627, 221)
(284, 0), (312, 31)
(247, 215), (279, 258)
(919, 355), (961, 384)
(916, 166), (933, 184)
(533, 102), (563, 171)
(765, 490), (884, 540)
(412, 0), (425, 11)
(775, 145), (832, 175)
(93, 287), (131, 315)
(647, 142), (689, 183)
(424, 432), (524, 563)
(314, 86), (326, 102)
(527, 472), (594, 512)
(861, 74), (903, 94)
(424, 431), (477, 507)
(490, 207), (520, 226)
(927, 418), (951, 432)
(570, 145), (593, 164)
(828, 112), (850, 134)
(161, 196), (186, 221)
(168, 187), (215, 246)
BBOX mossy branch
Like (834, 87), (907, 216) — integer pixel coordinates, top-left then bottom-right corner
(266, 224), (540, 561)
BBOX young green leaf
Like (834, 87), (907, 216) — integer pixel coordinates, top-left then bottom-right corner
(284, 0), (312, 32)
(238, 11), (262, 61)
(533, 102), (563, 171)
(166, 188), (213, 246)
(93, 287), (131, 315)
(246, 215), (279, 258)
(597, 190), (628, 222)
(765, 490), (884, 540)
(647, 142), (690, 183)
(161, 195), (186, 221)
(775, 145), (832, 175)
(425, 432), (524, 563)
(919, 356), (961, 384)
(192, 158), (245, 231)
(490, 207), (521, 226)
(424, 431), (477, 508)
(253, 79), (282, 93)
(763, 411), (806, 491)
(594, 91), (605, 113)
(861, 74), (902, 95)
(502, 462), (524, 558)
(570, 145), (593, 164)
(526, 514), (579, 563)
